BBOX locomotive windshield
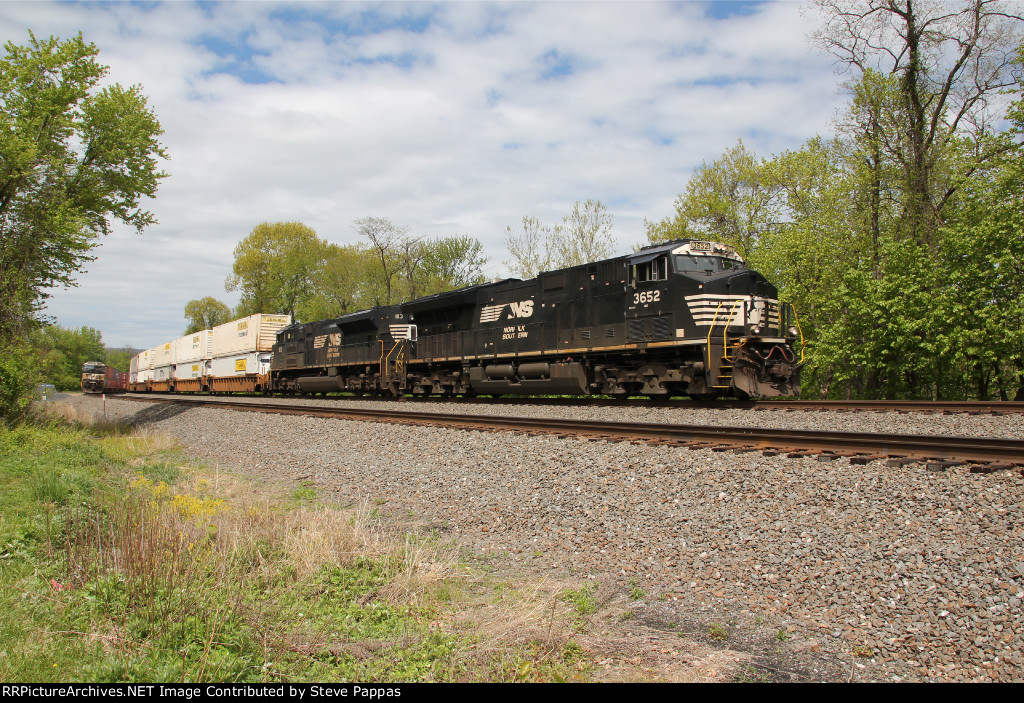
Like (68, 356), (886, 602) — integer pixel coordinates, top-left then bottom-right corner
(673, 255), (746, 273)
(82, 363), (105, 373)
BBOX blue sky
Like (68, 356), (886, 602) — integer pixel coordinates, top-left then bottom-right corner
(0, 1), (845, 347)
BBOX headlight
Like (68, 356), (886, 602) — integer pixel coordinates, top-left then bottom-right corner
(748, 325), (762, 337)
(788, 326), (799, 337)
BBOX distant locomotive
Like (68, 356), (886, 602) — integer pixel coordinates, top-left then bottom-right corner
(270, 239), (802, 400)
(81, 361), (127, 394)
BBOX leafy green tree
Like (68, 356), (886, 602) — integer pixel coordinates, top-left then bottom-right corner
(646, 141), (782, 259)
(418, 235), (488, 293)
(935, 103), (1024, 399)
(0, 32), (167, 341)
(31, 324), (106, 391)
(183, 297), (233, 334)
(295, 243), (377, 322)
(0, 340), (39, 427)
(225, 222), (326, 318)
(103, 347), (134, 374)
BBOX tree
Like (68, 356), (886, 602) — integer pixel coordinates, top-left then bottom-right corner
(504, 200), (618, 278)
(646, 141), (783, 259)
(225, 222), (326, 318)
(0, 32), (167, 341)
(503, 215), (553, 279)
(352, 218), (487, 303)
(103, 346), (134, 374)
(183, 297), (233, 334)
(354, 216), (412, 305)
(813, 0), (1023, 246)
(418, 235), (488, 293)
(31, 324), (106, 391)
(555, 199), (616, 266)
(295, 243), (377, 322)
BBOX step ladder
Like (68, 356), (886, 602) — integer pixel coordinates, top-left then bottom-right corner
(713, 354), (734, 390)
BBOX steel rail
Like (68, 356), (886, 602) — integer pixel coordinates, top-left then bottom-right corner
(126, 392), (1024, 414)
(120, 395), (1024, 466)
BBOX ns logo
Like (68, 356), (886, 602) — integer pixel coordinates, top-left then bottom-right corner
(479, 299), (534, 323)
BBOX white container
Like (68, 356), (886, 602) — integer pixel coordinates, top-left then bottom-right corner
(210, 352), (273, 377)
(173, 361), (205, 380)
(152, 365), (172, 382)
(129, 354), (140, 384)
(174, 330), (212, 364)
(154, 341), (173, 367)
(211, 314), (291, 357)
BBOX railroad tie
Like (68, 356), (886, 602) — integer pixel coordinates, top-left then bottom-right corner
(926, 460), (962, 472)
(969, 463), (1016, 474)
(848, 453), (888, 465)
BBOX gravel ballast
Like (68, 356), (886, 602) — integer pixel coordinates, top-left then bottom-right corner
(63, 395), (1024, 682)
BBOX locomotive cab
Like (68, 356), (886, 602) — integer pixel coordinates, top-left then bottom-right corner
(621, 240), (802, 398)
(81, 362), (108, 393)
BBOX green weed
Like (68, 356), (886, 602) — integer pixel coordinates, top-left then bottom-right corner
(708, 622), (729, 641)
(560, 584), (597, 618)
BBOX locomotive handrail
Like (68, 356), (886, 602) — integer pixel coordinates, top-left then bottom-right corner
(380, 340), (405, 380)
(781, 302), (806, 364)
(705, 299), (744, 365)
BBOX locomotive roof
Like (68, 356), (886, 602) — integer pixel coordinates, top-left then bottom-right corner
(402, 279), (520, 313)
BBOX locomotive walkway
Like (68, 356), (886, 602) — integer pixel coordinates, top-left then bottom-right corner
(122, 395), (1024, 471)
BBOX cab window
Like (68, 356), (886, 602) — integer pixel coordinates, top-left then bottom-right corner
(674, 255), (745, 273)
(635, 256), (668, 283)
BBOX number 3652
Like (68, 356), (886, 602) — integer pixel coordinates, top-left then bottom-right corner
(633, 290), (661, 305)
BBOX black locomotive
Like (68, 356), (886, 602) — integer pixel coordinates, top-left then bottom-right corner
(270, 239), (802, 399)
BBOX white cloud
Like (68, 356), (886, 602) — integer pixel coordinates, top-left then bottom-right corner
(0, 0), (845, 347)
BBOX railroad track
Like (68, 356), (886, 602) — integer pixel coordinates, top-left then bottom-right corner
(119, 391), (1024, 414)
(392, 396), (1024, 414)
(120, 395), (1024, 472)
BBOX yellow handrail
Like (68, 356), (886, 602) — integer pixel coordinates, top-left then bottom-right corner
(784, 303), (806, 364)
(705, 299), (745, 365)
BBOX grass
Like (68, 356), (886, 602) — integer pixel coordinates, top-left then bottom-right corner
(0, 403), (595, 683)
(708, 623), (729, 641)
(560, 584), (597, 620)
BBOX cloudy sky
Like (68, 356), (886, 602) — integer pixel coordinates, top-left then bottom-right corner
(2, 0), (847, 348)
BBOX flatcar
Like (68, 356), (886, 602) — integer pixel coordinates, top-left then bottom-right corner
(270, 239), (802, 399)
(80, 361), (127, 394)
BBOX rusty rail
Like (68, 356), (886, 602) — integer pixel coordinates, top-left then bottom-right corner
(119, 395), (1024, 468)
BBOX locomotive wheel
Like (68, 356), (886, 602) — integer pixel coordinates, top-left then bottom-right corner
(609, 391), (630, 401)
(688, 391), (719, 401)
